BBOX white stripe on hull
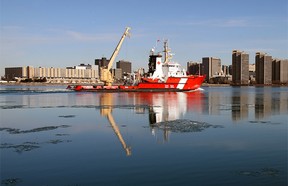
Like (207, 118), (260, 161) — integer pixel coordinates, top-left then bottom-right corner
(177, 78), (188, 89)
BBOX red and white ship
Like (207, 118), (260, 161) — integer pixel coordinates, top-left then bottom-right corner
(67, 27), (205, 92)
(69, 39), (205, 92)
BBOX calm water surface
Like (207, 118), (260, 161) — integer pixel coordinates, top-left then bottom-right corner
(0, 85), (287, 186)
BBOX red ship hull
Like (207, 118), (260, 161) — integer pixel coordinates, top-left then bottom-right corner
(68, 75), (205, 92)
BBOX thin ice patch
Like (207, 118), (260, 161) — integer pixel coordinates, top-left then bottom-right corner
(151, 119), (223, 133)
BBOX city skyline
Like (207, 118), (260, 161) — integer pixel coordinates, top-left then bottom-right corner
(1, 0), (287, 76)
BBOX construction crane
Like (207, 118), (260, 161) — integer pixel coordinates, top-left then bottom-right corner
(100, 93), (131, 156)
(100, 27), (131, 86)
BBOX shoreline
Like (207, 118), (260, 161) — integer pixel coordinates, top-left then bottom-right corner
(1, 82), (287, 87)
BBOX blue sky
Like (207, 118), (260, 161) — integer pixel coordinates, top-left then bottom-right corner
(0, 0), (287, 76)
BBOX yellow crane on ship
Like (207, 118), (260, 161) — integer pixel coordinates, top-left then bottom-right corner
(100, 93), (131, 156)
(100, 27), (131, 86)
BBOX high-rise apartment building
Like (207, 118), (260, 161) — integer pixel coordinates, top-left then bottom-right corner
(232, 50), (249, 85)
(272, 59), (288, 84)
(255, 52), (272, 84)
(202, 57), (221, 82)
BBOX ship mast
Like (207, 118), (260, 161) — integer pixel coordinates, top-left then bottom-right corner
(163, 40), (171, 63)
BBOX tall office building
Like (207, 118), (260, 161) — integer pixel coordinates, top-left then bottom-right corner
(187, 62), (202, 75)
(116, 60), (132, 75)
(272, 59), (288, 84)
(202, 57), (221, 82)
(255, 52), (272, 84)
(232, 50), (249, 85)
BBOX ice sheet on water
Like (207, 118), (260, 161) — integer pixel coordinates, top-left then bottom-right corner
(1, 139), (72, 153)
(0, 125), (70, 134)
(151, 119), (223, 133)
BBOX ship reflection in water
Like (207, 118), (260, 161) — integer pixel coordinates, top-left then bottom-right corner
(140, 91), (205, 142)
(97, 91), (205, 153)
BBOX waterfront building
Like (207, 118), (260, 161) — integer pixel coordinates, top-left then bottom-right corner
(255, 52), (272, 84)
(116, 60), (132, 76)
(232, 50), (249, 85)
(4, 65), (99, 82)
(187, 61), (202, 75)
(202, 57), (221, 82)
(5, 67), (27, 80)
(27, 66), (34, 79)
(272, 59), (288, 84)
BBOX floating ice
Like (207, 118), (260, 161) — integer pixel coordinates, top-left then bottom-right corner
(151, 119), (223, 133)
(0, 125), (70, 134)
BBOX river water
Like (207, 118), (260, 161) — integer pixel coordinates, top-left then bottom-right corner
(0, 85), (287, 186)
